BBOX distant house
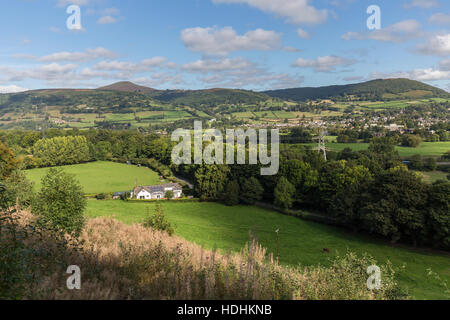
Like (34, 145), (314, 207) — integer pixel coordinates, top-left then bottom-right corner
(131, 183), (183, 200)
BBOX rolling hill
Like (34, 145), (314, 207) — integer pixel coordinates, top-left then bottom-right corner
(0, 79), (447, 118)
(263, 78), (450, 102)
(98, 82), (270, 106)
(98, 81), (158, 94)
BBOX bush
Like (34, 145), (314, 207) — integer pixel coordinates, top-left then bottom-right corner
(297, 251), (408, 300)
(143, 204), (175, 236)
(164, 190), (174, 200)
(32, 168), (87, 236)
(96, 193), (107, 200)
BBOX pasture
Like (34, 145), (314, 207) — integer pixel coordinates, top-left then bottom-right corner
(25, 161), (161, 194)
(86, 200), (450, 300)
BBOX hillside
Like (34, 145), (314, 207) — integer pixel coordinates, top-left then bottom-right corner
(148, 88), (270, 106)
(98, 81), (158, 94)
(2, 210), (407, 300)
(263, 79), (449, 102)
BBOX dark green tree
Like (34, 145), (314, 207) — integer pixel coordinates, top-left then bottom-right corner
(274, 177), (296, 210)
(194, 165), (230, 201)
(427, 181), (450, 249)
(32, 168), (86, 236)
(240, 177), (264, 205)
(360, 168), (428, 246)
(224, 180), (240, 206)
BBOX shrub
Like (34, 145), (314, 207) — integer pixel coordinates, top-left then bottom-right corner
(96, 193), (107, 200)
(297, 251), (408, 300)
(164, 190), (174, 199)
(143, 204), (175, 236)
(32, 168), (87, 236)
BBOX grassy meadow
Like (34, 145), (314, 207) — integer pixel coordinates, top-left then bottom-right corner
(26, 161), (162, 194)
(86, 200), (450, 300)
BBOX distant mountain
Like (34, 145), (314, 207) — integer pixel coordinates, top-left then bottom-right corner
(263, 79), (449, 101)
(98, 81), (158, 94)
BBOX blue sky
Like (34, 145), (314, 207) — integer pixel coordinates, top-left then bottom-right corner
(0, 0), (449, 92)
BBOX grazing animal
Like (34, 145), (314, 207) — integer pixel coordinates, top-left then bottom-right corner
(323, 248), (330, 254)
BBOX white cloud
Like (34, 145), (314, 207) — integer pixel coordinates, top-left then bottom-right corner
(297, 28), (310, 39)
(370, 68), (450, 81)
(292, 55), (356, 72)
(182, 56), (303, 89)
(181, 26), (282, 56)
(416, 34), (450, 56)
(429, 13), (450, 25)
(142, 57), (167, 67)
(93, 61), (141, 73)
(212, 0), (328, 25)
(39, 63), (78, 74)
(182, 58), (255, 73)
(32, 48), (117, 63)
(93, 57), (169, 75)
(343, 20), (423, 43)
(0, 85), (28, 94)
(97, 16), (117, 24)
(404, 0), (438, 9)
(134, 74), (185, 88)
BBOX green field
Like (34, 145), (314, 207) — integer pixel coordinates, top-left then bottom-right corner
(418, 171), (449, 183)
(303, 141), (450, 157)
(26, 161), (161, 194)
(86, 200), (450, 300)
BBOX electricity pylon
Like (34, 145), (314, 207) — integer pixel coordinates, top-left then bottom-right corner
(313, 131), (329, 161)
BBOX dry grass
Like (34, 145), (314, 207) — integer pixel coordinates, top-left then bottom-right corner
(1, 211), (407, 300)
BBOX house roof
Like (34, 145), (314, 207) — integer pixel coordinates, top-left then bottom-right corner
(133, 183), (182, 195)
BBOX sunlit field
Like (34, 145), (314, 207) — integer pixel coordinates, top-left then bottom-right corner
(86, 200), (450, 300)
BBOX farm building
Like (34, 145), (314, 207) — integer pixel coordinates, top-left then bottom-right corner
(131, 183), (183, 200)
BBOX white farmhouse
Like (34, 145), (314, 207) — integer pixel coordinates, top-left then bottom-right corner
(131, 183), (183, 200)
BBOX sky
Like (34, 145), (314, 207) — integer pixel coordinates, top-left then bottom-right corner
(0, 0), (449, 92)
